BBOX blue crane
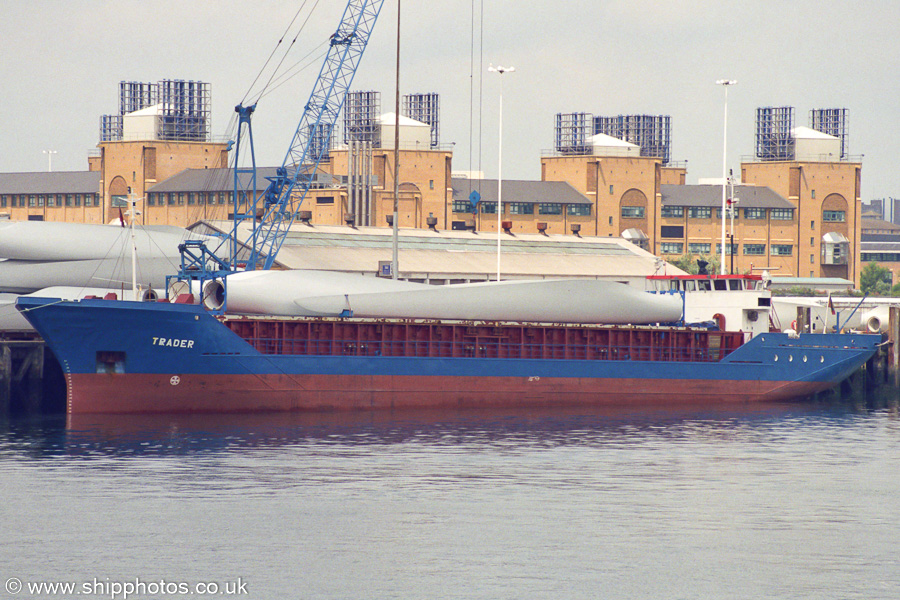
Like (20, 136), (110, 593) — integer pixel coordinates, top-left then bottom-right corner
(171, 0), (385, 303)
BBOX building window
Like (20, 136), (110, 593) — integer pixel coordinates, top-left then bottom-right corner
(862, 253), (900, 262)
(771, 244), (793, 256)
(75, 194), (83, 207)
(771, 208), (794, 220)
(316, 196), (335, 205)
(198, 193), (206, 206)
(429, 179), (434, 190)
(811, 220), (815, 229)
(567, 205), (591, 216)
(660, 242), (683, 255)
(716, 243), (738, 255)
(481, 202), (498, 214)
(688, 206), (712, 219)
(744, 244), (766, 256)
(147, 194), (155, 206)
(688, 243), (711, 254)
(811, 253), (815, 264)
(28, 195), (36, 207)
(811, 189), (816, 199)
(823, 210), (845, 222)
(37, 195), (46, 207)
(660, 225), (684, 239)
(0, 195), (6, 208)
(47, 195), (56, 208)
(716, 207), (739, 219)
(621, 206), (644, 218)
(661, 206), (683, 218)
(452, 200), (471, 213)
(744, 207), (766, 220)
(608, 216), (613, 226)
(188, 192), (196, 205)
(539, 203), (562, 215)
(508, 202), (534, 215)
(609, 185), (614, 195)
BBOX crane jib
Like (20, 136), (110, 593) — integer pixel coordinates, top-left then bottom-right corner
(172, 0), (386, 306)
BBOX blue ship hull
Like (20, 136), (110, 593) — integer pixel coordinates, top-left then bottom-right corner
(15, 296), (881, 414)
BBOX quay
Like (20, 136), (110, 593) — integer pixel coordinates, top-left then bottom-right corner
(0, 334), (50, 413)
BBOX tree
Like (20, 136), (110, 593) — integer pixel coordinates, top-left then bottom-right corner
(670, 253), (720, 275)
(859, 262), (893, 295)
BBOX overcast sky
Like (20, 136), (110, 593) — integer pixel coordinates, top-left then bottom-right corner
(1, 1), (897, 201)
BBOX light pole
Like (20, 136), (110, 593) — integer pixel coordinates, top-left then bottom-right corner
(728, 173), (739, 274)
(489, 63), (514, 282)
(391, 0), (401, 280)
(43, 149), (57, 172)
(716, 79), (736, 275)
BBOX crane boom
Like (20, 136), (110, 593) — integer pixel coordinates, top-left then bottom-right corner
(170, 0), (385, 307)
(249, 0), (385, 270)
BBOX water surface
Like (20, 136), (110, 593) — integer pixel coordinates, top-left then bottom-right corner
(1, 403), (898, 599)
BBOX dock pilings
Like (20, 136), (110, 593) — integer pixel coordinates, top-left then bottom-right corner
(0, 338), (45, 413)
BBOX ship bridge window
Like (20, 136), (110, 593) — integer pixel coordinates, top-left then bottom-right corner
(714, 280), (727, 291)
(697, 280), (712, 291)
(684, 280), (697, 292)
(96, 351), (126, 374)
(729, 280), (742, 291)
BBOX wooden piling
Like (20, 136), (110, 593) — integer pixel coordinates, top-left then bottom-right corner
(890, 306), (900, 388)
(0, 343), (10, 413)
(0, 338), (46, 414)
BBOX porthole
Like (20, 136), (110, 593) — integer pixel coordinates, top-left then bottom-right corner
(789, 355), (793, 362)
(820, 356), (825, 363)
(803, 355), (808, 362)
(774, 355), (779, 362)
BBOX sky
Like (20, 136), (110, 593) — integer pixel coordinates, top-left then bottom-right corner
(1, 0), (898, 202)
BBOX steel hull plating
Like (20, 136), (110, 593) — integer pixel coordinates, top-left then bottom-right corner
(16, 297), (880, 415)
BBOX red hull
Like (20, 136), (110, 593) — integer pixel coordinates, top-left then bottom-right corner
(67, 373), (825, 414)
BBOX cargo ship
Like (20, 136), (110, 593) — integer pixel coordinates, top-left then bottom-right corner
(15, 293), (880, 414)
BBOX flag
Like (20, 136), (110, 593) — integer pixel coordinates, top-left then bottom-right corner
(828, 294), (835, 315)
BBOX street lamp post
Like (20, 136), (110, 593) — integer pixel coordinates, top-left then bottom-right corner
(489, 64), (514, 282)
(391, 0), (401, 280)
(728, 173), (739, 274)
(716, 79), (736, 275)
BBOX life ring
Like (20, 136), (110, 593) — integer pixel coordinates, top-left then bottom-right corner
(790, 320), (797, 330)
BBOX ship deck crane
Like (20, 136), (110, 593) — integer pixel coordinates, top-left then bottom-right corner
(169, 0), (385, 308)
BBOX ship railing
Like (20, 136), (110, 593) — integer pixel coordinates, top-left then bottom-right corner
(238, 336), (736, 363)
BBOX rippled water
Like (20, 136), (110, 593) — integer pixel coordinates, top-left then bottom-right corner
(1, 402), (899, 599)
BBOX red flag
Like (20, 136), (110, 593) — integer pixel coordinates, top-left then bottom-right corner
(828, 294), (835, 315)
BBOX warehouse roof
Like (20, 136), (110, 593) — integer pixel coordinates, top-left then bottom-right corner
(147, 167), (284, 193)
(0, 171), (100, 194)
(451, 178), (592, 206)
(193, 220), (681, 284)
(661, 184), (793, 209)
